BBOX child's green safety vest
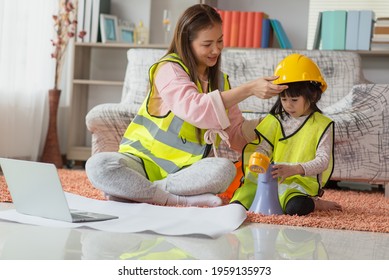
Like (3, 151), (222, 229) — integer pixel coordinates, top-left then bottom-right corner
(231, 112), (334, 211)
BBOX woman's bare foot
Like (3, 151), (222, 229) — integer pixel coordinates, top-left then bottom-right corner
(314, 198), (342, 212)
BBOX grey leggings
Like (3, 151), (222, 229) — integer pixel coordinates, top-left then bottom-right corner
(85, 152), (236, 204)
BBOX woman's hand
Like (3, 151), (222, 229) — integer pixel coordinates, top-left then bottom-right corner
(221, 76), (287, 109)
(250, 76), (288, 99)
(271, 164), (304, 183)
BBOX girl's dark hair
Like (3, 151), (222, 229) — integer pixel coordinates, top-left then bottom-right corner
(167, 4), (222, 90)
(269, 81), (323, 119)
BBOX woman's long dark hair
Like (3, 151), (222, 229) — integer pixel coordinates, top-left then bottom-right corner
(167, 4), (222, 91)
(270, 81), (323, 119)
(166, 4), (223, 145)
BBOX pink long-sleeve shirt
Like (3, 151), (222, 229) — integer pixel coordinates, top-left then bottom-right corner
(153, 61), (258, 152)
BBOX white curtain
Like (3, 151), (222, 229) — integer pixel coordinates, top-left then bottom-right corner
(0, 0), (57, 160)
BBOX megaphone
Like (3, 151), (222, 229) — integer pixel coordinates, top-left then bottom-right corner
(248, 153), (284, 215)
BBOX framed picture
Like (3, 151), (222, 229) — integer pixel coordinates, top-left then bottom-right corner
(100, 14), (119, 43)
(119, 26), (134, 43)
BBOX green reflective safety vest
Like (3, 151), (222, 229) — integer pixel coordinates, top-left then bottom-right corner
(119, 237), (195, 260)
(119, 53), (230, 181)
(275, 229), (329, 260)
(231, 112), (334, 211)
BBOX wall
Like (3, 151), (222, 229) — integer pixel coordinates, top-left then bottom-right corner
(111, 0), (151, 32)
(150, 0), (201, 44)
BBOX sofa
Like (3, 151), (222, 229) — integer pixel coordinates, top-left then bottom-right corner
(86, 48), (389, 197)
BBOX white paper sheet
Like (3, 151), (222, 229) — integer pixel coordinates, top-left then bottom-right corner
(0, 193), (247, 238)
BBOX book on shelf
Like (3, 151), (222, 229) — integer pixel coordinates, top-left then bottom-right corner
(218, 9), (289, 49)
(222, 10), (232, 47)
(270, 19), (292, 49)
(317, 10), (375, 51)
(219, 9), (267, 48)
(321, 10), (347, 50)
(312, 11), (322, 49)
(252, 12), (265, 48)
(345, 10), (360, 50)
(357, 10), (374, 51)
(372, 36), (389, 42)
(370, 41), (389, 50)
(371, 35), (389, 48)
(375, 17), (389, 26)
(374, 26), (389, 34)
(91, 0), (111, 43)
(83, 0), (93, 42)
(261, 18), (272, 48)
(245, 11), (255, 48)
(372, 16), (389, 45)
(230, 11), (240, 47)
(237, 11), (247, 47)
(76, 0), (85, 42)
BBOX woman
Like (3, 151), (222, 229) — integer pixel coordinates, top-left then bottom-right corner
(86, 4), (286, 207)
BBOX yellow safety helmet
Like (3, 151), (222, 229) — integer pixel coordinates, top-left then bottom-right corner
(273, 53), (327, 93)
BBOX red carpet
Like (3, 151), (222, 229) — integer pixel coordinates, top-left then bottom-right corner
(1, 169), (388, 233)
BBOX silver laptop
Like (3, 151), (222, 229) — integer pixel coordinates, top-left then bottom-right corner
(0, 157), (118, 223)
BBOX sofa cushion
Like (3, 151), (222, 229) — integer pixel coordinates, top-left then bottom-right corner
(121, 49), (167, 114)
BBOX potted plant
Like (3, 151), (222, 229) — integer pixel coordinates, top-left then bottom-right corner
(41, 0), (85, 168)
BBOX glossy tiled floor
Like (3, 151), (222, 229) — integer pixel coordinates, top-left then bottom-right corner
(0, 202), (388, 260)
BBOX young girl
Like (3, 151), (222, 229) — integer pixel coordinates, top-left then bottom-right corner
(230, 53), (342, 216)
(85, 4), (287, 207)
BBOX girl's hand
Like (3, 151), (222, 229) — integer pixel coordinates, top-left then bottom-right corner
(271, 164), (304, 183)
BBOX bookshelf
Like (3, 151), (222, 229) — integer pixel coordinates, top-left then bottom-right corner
(357, 50), (389, 56)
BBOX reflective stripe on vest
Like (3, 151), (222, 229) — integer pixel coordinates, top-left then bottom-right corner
(119, 53), (230, 181)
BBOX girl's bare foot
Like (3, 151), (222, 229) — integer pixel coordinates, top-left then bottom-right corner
(314, 198), (342, 212)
